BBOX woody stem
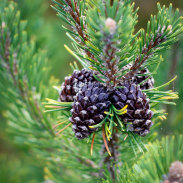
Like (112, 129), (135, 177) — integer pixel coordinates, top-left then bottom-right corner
(99, 129), (119, 183)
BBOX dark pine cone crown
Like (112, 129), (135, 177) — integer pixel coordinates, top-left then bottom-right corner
(69, 82), (111, 139)
(59, 69), (97, 102)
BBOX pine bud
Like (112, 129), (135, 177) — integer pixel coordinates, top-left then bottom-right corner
(1, 22), (5, 28)
(105, 18), (117, 34)
(167, 25), (172, 34)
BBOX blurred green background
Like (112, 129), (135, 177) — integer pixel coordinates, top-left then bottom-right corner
(0, 0), (183, 182)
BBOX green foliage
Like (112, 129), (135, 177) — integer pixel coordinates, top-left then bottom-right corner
(51, 0), (182, 146)
(102, 135), (183, 183)
(0, 154), (44, 183)
(132, 3), (182, 69)
(132, 135), (183, 182)
(0, 2), (55, 136)
(16, 0), (72, 79)
(53, 0), (183, 86)
(0, 0), (183, 182)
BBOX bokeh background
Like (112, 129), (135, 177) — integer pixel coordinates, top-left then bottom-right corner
(0, 0), (183, 182)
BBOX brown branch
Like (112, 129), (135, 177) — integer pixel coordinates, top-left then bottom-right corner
(110, 0), (114, 6)
(102, 35), (119, 87)
(99, 128), (119, 183)
(64, 0), (96, 61)
(3, 32), (15, 83)
(77, 157), (98, 169)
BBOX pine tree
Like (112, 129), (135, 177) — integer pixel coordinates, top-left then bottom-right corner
(0, 0), (183, 183)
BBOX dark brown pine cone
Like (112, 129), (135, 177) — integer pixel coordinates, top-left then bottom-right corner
(132, 68), (154, 90)
(59, 69), (97, 102)
(168, 161), (183, 183)
(111, 82), (153, 136)
(122, 63), (154, 90)
(69, 82), (111, 139)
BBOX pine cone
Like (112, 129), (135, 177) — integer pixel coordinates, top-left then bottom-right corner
(59, 69), (97, 102)
(111, 82), (153, 136)
(122, 63), (154, 90)
(70, 82), (111, 139)
(132, 68), (154, 90)
(168, 161), (183, 183)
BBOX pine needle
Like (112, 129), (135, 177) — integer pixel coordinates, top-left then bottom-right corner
(124, 134), (128, 141)
(144, 75), (177, 91)
(102, 124), (111, 156)
(90, 133), (96, 156)
(56, 123), (72, 135)
(52, 120), (68, 129)
(112, 104), (128, 115)
(53, 85), (60, 91)
(45, 105), (63, 109)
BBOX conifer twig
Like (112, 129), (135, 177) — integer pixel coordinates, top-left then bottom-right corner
(0, 24), (55, 137)
(55, 0), (95, 60)
(123, 29), (167, 80)
(102, 33), (120, 86)
(100, 128), (119, 182)
(110, 0), (114, 6)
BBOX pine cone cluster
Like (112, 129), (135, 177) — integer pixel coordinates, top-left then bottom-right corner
(59, 68), (154, 139)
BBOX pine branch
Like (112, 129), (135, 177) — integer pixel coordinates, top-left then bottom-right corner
(53, 0), (138, 86)
(123, 29), (167, 80)
(52, 0), (95, 61)
(1, 1), (183, 182)
(99, 130), (119, 182)
(123, 3), (183, 80)
(100, 26), (120, 86)
(0, 2), (56, 140)
(101, 135), (183, 183)
(84, 0), (137, 86)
